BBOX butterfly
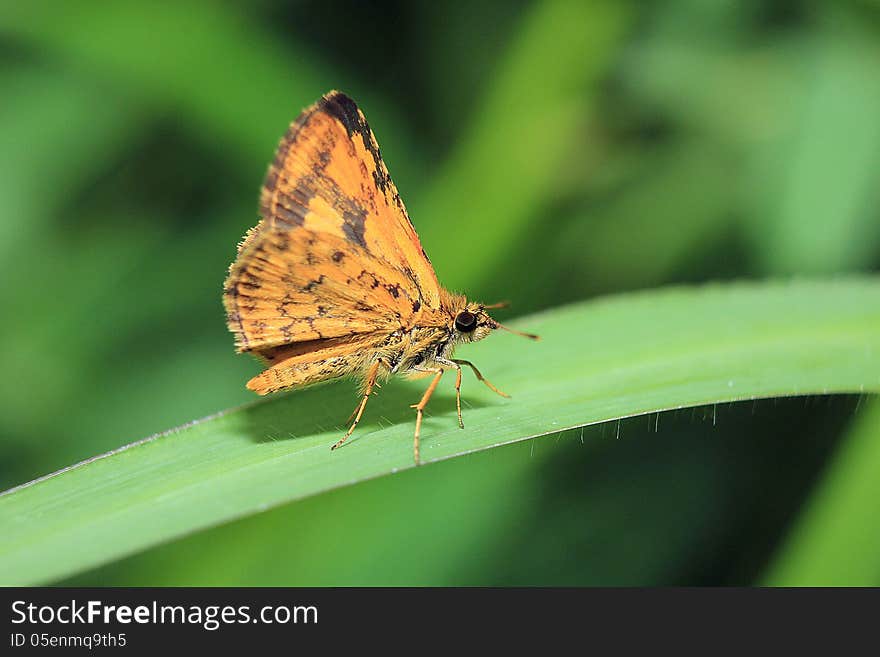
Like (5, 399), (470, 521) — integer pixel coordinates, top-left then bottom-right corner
(223, 90), (538, 464)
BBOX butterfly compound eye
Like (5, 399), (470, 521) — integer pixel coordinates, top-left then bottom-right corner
(455, 311), (477, 333)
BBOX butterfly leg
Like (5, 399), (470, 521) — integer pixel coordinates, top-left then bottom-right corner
(454, 365), (463, 429)
(452, 359), (510, 398)
(434, 357), (464, 429)
(410, 368), (444, 465)
(331, 360), (381, 451)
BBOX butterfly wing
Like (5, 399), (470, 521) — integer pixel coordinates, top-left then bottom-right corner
(224, 90), (441, 353)
(245, 334), (384, 394)
(225, 227), (424, 351)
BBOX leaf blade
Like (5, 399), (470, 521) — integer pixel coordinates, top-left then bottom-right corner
(1, 277), (879, 585)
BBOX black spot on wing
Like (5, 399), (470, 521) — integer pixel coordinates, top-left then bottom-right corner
(357, 269), (381, 289)
(320, 92), (362, 137)
(319, 91), (393, 194)
(302, 274), (326, 292)
(271, 202), (306, 228)
(342, 206), (367, 248)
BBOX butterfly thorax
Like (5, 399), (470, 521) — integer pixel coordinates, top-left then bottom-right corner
(382, 291), (497, 378)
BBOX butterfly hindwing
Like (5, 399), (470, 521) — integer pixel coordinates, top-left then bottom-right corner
(245, 334), (383, 395)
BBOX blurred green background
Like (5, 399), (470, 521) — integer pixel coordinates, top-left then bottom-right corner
(1, 0), (879, 585)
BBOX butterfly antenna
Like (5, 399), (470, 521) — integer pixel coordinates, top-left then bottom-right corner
(495, 321), (540, 341)
(482, 301), (510, 310)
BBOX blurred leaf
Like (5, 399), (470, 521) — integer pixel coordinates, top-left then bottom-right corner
(1, 277), (879, 585)
(66, 397), (861, 587)
(414, 0), (631, 291)
(762, 398), (880, 585)
(71, 440), (543, 586)
(0, 68), (140, 259)
(417, 0), (529, 138)
(557, 142), (736, 290)
(0, 204), (257, 486)
(0, 0), (427, 205)
(0, 0), (333, 167)
(745, 20), (880, 274)
(0, 68), (143, 468)
(623, 10), (880, 275)
(621, 24), (798, 146)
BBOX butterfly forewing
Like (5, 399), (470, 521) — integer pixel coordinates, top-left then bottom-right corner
(224, 91), (442, 354)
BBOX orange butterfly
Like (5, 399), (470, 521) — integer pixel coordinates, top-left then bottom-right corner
(223, 91), (537, 464)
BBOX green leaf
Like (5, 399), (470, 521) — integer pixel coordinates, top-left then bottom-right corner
(2, 278), (879, 585)
(762, 398), (880, 585)
(744, 23), (880, 274)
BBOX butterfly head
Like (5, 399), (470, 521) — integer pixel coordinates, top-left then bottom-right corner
(452, 301), (540, 344)
(451, 304), (494, 344)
